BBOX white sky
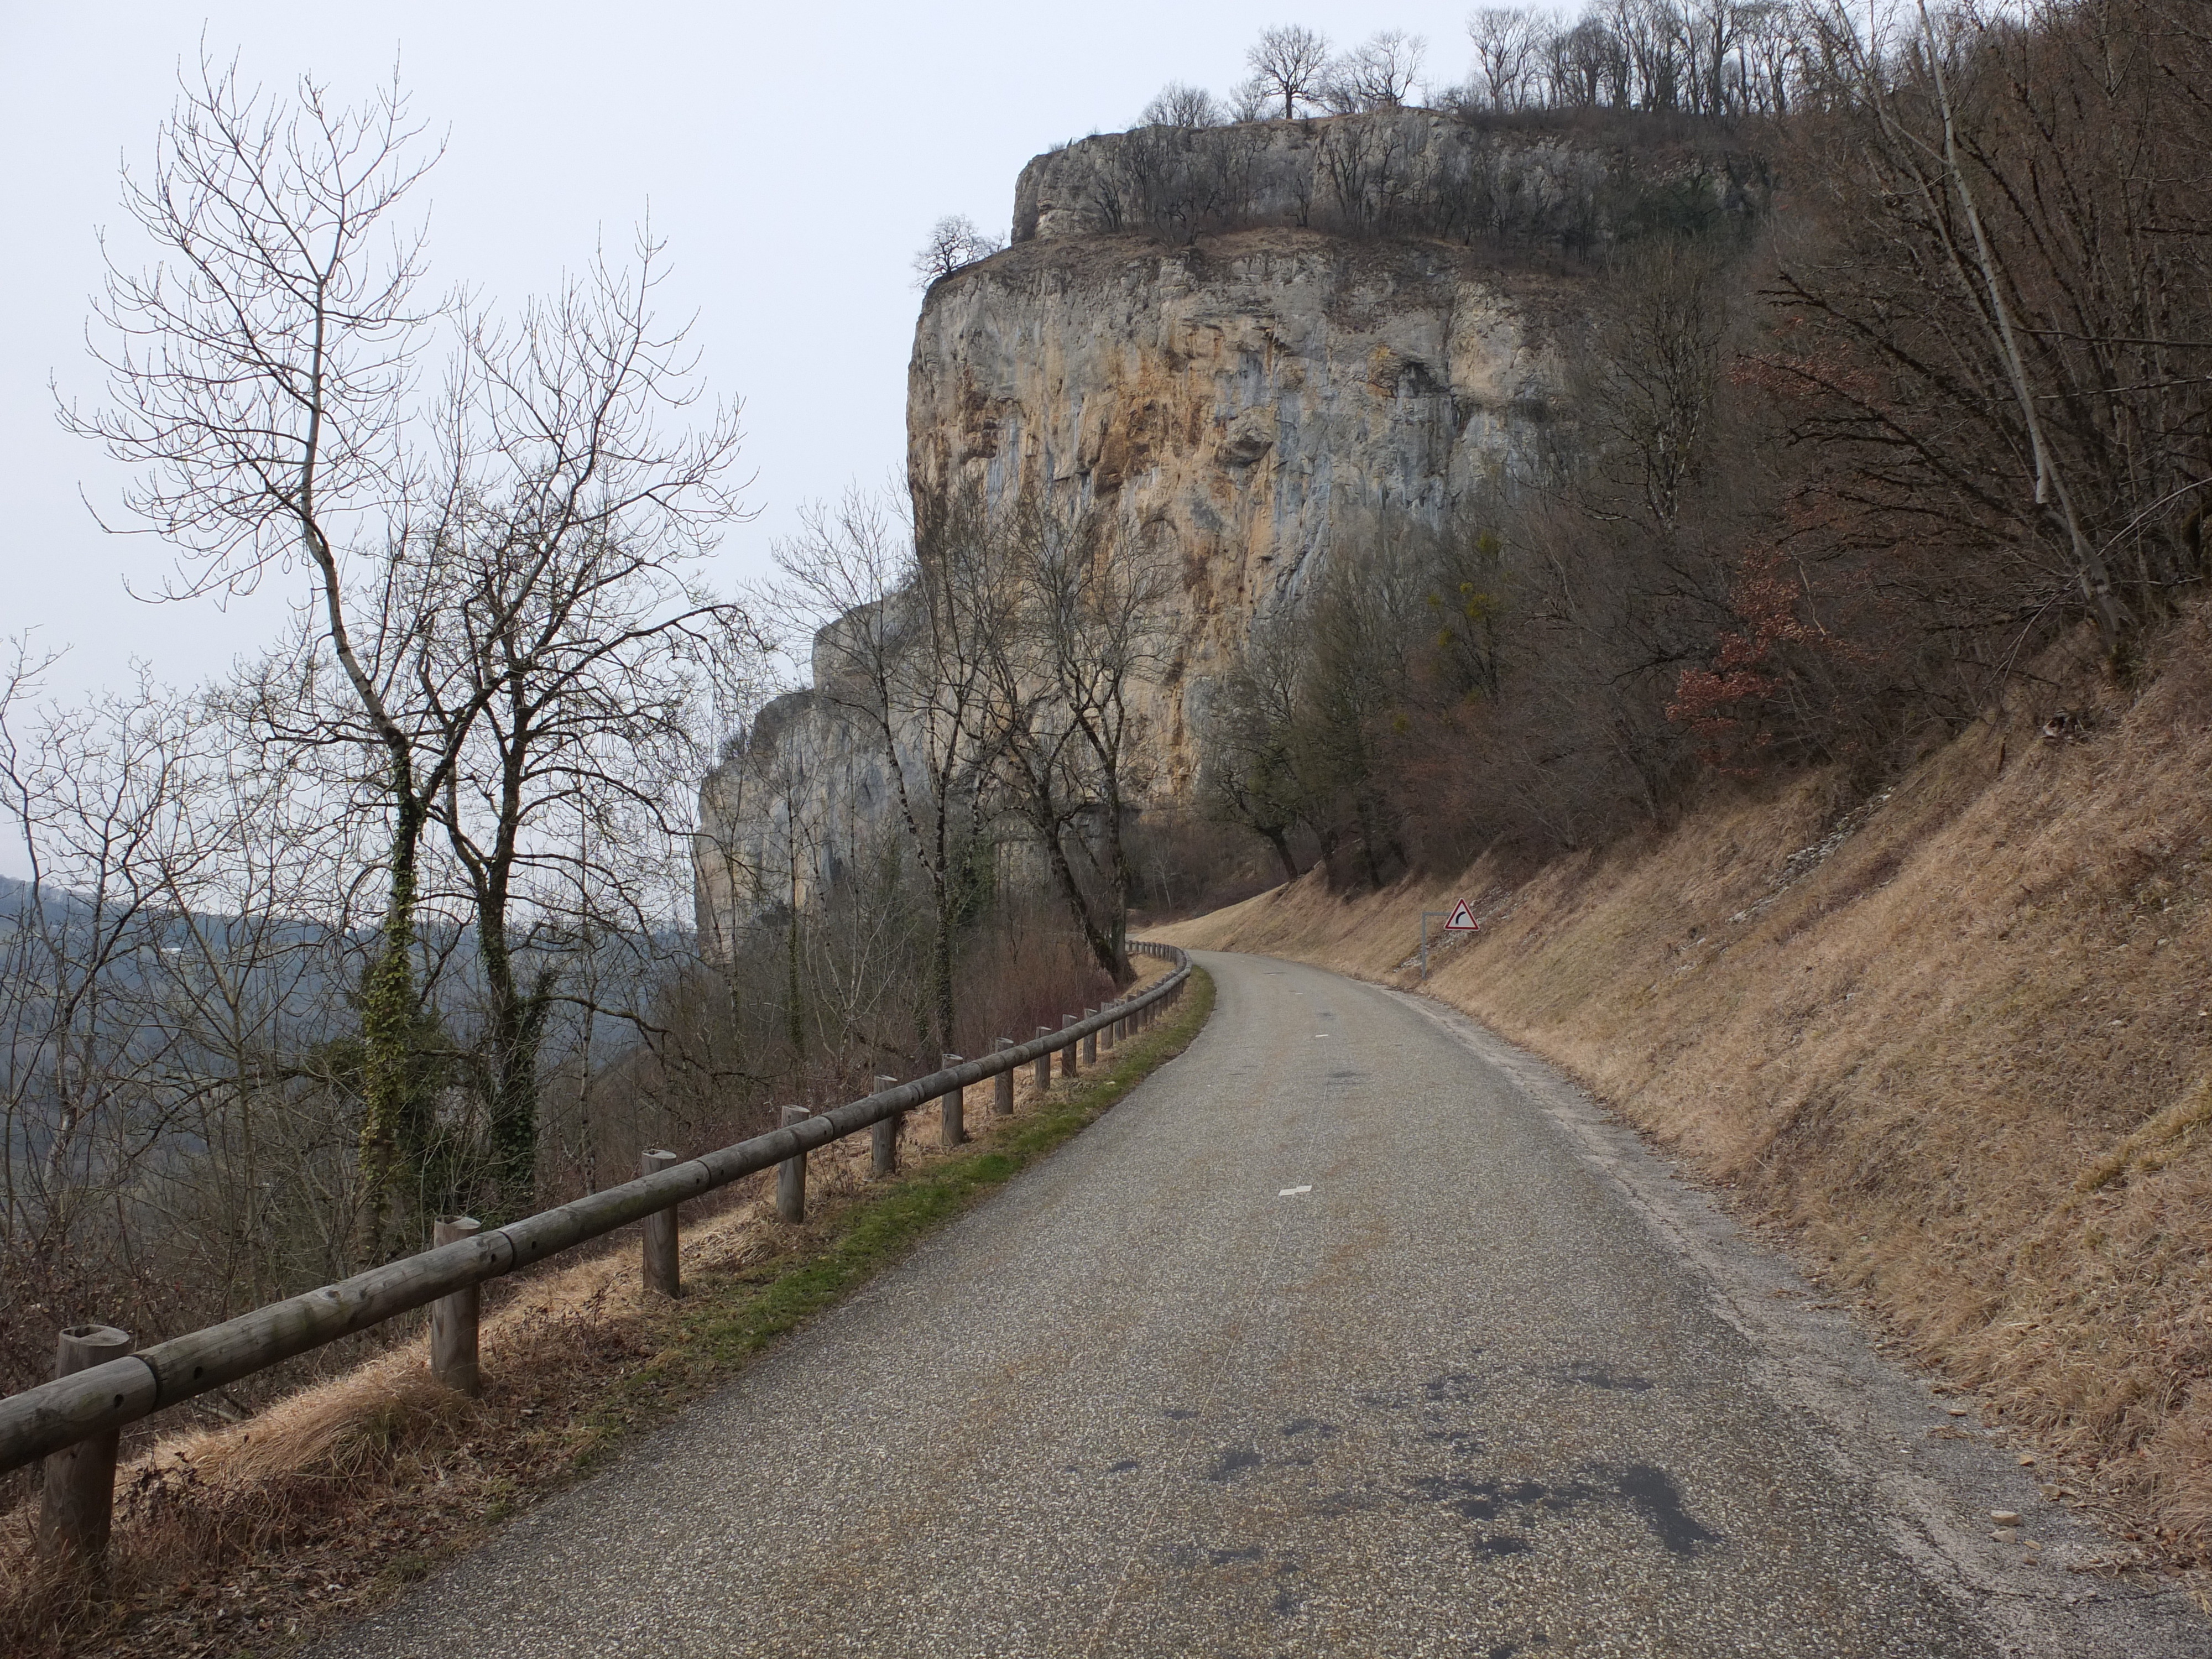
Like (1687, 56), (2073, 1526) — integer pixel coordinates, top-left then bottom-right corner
(2, 2), (1490, 707)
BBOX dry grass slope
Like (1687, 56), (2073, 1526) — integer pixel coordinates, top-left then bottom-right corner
(1162, 613), (2212, 1564)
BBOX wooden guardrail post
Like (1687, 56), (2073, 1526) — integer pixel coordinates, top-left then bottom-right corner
(35, 1324), (132, 1564)
(872, 1077), (900, 1176)
(939, 1055), (965, 1147)
(430, 1216), (484, 1392)
(1060, 1015), (1078, 1077)
(1034, 1028), (1052, 1090)
(1100, 1008), (1116, 1052)
(994, 1039), (1015, 1115)
(639, 1150), (682, 1295)
(1083, 1010), (1099, 1066)
(777, 1108), (811, 1220)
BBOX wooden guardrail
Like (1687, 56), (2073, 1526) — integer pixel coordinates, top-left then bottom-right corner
(5, 942), (1195, 1562)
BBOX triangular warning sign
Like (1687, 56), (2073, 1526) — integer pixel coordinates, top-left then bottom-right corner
(1443, 899), (1480, 932)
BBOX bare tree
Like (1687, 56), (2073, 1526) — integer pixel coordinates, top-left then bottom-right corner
(65, 58), (758, 1247)
(1736, 1), (1803, 114)
(1680, 0), (1747, 115)
(1771, 0), (2212, 665)
(1141, 81), (1224, 128)
(1323, 31), (1429, 112)
(1317, 116), (1414, 234)
(1246, 25), (1334, 118)
(1608, 0), (1690, 112)
(983, 493), (1172, 982)
(911, 214), (1004, 287)
(768, 485), (998, 1053)
(1550, 13), (1634, 107)
(1228, 77), (1276, 123)
(1199, 625), (1309, 885)
(1574, 238), (1731, 539)
(0, 639), (385, 1385)
(1469, 9), (1553, 109)
(409, 240), (756, 1208)
(57, 56), (466, 1254)
(1, 650), (199, 1276)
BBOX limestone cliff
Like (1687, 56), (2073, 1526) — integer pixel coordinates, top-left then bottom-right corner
(700, 113), (1662, 930)
(905, 227), (1563, 802)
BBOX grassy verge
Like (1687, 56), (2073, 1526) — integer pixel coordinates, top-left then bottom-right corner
(0, 968), (1214, 1658)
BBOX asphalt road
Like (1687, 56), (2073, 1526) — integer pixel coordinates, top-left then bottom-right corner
(315, 951), (2207, 1658)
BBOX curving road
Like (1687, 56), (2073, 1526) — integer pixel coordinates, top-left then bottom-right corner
(314, 951), (2204, 1658)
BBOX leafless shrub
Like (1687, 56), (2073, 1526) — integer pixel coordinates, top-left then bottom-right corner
(1140, 82), (1224, 129)
(910, 214), (1004, 287)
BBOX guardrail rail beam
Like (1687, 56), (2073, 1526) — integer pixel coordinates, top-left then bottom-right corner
(0, 947), (1196, 1488)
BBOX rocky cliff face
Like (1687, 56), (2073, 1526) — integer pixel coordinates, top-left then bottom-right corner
(905, 227), (1564, 801)
(1011, 109), (1764, 251)
(701, 115), (1624, 931)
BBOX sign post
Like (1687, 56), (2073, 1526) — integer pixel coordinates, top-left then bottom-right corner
(1421, 900), (1481, 979)
(1418, 911), (1447, 978)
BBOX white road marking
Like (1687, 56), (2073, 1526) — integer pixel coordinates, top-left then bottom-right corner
(1278, 1185), (1312, 1197)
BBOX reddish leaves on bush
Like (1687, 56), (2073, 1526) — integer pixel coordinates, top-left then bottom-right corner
(1668, 550), (1823, 774)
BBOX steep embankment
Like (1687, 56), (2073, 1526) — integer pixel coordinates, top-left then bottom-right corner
(1160, 615), (2212, 1562)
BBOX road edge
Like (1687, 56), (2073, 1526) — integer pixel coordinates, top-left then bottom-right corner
(1385, 978), (2209, 1658)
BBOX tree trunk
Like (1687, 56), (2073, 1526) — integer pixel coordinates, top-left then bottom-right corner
(354, 794), (425, 1261)
(1101, 805), (1134, 984)
(931, 886), (957, 1055)
(479, 904), (552, 1214)
(786, 853), (805, 1060)
(1036, 816), (1121, 980)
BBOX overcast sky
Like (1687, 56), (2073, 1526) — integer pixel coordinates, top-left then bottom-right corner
(3, 2), (1494, 705)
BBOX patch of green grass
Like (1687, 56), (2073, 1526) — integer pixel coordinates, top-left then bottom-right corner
(568, 968), (1215, 1467)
